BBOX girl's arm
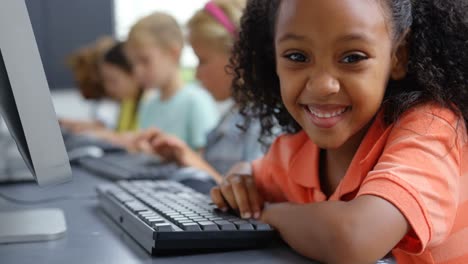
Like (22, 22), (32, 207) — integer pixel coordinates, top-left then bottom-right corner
(91, 130), (139, 151)
(136, 128), (224, 183)
(211, 163), (408, 263)
(179, 148), (224, 183)
(59, 118), (106, 133)
(263, 196), (408, 264)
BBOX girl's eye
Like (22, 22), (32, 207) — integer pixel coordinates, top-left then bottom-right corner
(284, 52), (308, 63)
(341, 53), (368, 64)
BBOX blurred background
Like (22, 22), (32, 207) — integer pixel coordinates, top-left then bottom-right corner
(25, 0), (206, 120)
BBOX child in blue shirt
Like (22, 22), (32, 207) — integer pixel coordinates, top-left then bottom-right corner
(126, 12), (219, 151)
(136, 0), (265, 187)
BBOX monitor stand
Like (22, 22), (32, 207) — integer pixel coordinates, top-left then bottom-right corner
(0, 121), (67, 244)
(0, 120), (68, 243)
(0, 208), (67, 244)
(0, 123), (34, 183)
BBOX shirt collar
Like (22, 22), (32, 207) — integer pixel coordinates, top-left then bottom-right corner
(287, 112), (389, 200)
(289, 133), (321, 188)
(337, 112), (389, 199)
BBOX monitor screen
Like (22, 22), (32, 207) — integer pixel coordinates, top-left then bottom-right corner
(0, 0), (72, 186)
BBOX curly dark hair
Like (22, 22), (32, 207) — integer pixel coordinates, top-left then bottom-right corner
(230, 0), (468, 141)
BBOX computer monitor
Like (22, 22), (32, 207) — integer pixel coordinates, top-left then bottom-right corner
(0, 0), (72, 243)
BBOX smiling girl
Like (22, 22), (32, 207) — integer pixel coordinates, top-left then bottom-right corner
(210, 0), (468, 263)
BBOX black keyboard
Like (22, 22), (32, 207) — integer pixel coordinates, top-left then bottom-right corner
(97, 180), (277, 254)
(79, 153), (177, 180)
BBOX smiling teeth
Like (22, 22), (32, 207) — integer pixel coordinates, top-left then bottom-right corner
(308, 106), (347, 118)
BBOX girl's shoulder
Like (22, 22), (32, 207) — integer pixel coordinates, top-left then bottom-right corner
(394, 102), (464, 134)
(386, 103), (468, 151)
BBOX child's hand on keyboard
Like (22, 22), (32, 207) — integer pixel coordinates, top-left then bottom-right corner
(210, 162), (264, 220)
(136, 128), (225, 184)
(135, 128), (183, 161)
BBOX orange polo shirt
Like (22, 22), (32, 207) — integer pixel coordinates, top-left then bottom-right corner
(252, 104), (468, 264)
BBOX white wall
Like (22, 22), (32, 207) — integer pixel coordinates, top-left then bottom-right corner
(114, 0), (207, 68)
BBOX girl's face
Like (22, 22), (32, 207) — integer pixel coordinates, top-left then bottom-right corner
(100, 62), (139, 101)
(275, 0), (394, 150)
(126, 43), (177, 90)
(191, 38), (232, 101)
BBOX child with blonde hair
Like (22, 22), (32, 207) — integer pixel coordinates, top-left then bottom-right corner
(126, 12), (219, 151)
(137, 0), (265, 187)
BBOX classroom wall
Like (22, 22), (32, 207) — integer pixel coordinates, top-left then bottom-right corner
(25, 0), (115, 90)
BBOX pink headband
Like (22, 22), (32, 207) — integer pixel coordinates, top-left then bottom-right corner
(204, 2), (236, 36)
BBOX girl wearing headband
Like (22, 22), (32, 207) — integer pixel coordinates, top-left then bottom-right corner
(137, 0), (265, 191)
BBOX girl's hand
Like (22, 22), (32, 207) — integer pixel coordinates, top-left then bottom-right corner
(135, 128), (190, 164)
(134, 128), (162, 155)
(151, 133), (189, 164)
(210, 162), (264, 219)
(135, 128), (225, 182)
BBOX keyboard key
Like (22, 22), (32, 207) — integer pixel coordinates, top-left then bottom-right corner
(181, 222), (202, 231)
(146, 217), (166, 225)
(145, 215), (163, 220)
(162, 210), (177, 215)
(138, 212), (157, 220)
(166, 214), (183, 219)
(154, 223), (174, 232)
(249, 220), (272, 231)
(214, 221), (237, 231)
(226, 217), (242, 222)
(138, 211), (155, 216)
(124, 201), (149, 212)
(233, 221), (254, 230)
(200, 213), (216, 217)
(172, 216), (189, 221)
(177, 220), (193, 224)
(198, 221), (219, 231)
(184, 213), (199, 217)
(254, 224), (272, 231)
(190, 218), (207, 223)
